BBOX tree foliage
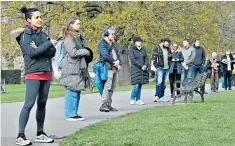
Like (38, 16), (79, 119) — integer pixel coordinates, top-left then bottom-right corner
(1, 1), (235, 63)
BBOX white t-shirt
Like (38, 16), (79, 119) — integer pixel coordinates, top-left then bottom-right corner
(227, 55), (231, 71)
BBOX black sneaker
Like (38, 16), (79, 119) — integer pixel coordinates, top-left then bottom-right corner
(66, 116), (85, 121)
(108, 105), (118, 112)
(99, 103), (110, 112)
(16, 136), (32, 146)
(35, 132), (54, 143)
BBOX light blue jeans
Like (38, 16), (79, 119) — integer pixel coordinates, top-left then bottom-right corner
(64, 88), (81, 118)
(181, 65), (194, 87)
(155, 68), (169, 98)
(222, 78), (225, 88)
(130, 84), (142, 101)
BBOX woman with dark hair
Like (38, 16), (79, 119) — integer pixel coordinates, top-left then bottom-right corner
(129, 36), (149, 105)
(60, 16), (92, 121)
(221, 50), (235, 90)
(11, 6), (57, 145)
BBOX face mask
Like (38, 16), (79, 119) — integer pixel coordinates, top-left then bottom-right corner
(137, 46), (142, 50)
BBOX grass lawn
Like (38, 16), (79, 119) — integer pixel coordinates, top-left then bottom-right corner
(0, 80), (156, 103)
(60, 91), (235, 146)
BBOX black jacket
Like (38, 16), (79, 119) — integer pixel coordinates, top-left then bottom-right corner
(129, 45), (149, 85)
(16, 26), (56, 75)
(152, 44), (172, 69)
(169, 51), (184, 74)
(221, 54), (234, 72)
(193, 45), (206, 65)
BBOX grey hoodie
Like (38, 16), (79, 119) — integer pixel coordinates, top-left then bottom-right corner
(181, 46), (195, 65)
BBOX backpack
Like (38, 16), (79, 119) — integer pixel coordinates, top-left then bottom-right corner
(55, 39), (64, 69)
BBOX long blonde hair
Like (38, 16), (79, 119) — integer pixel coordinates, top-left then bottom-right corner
(62, 16), (80, 39)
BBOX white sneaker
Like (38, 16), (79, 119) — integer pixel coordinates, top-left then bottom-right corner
(16, 136), (32, 146)
(157, 98), (164, 102)
(161, 97), (170, 102)
(35, 132), (54, 143)
(130, 100), (135, 105)
(136, 100), (145, 105)
(66, 116), (85, 121)
(154, 96), (160, 102)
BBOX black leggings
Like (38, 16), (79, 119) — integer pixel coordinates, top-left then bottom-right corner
(169, 69), (181, 95)
(18, 80), (51, 135)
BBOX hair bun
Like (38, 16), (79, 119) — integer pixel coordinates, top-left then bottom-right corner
(20, 6), (28, 14)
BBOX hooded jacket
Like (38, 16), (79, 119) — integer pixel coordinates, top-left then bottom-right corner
(11, 26), (55, 75)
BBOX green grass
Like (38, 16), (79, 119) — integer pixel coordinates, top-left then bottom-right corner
(0, 81), (156, 103)
(60, 91), (235, 146)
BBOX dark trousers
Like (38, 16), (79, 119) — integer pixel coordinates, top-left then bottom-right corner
(224, 70), (232, 90)
(18, 79), (51, 135)
(169, 69), (181, 96)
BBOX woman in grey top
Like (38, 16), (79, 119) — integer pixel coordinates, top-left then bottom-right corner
(60, 16), (92, 121)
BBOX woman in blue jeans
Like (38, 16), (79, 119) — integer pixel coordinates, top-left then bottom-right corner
(60, 16), (92, 121)
(129, 37), (149, 105)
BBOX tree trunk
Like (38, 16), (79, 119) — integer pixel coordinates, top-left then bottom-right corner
(118, 43), (131, 86)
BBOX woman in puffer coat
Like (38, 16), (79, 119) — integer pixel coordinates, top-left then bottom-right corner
(60, 16), (92, 121)
(129, 36), (149, 105)
(11, 6), (56, 145)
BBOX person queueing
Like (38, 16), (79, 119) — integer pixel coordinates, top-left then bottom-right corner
(98, 26), (121, 112)
(169, 42), (184, 98)
(205, 52), (222, 92)
(152, 37), (172, 102)
(221, 50), (235, 90)
(60, 16), (92, 121)
(12, 6), (57, 145)
(129, 37), (149, 105)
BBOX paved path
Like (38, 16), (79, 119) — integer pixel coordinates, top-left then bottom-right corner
(1, 84), (222, 146)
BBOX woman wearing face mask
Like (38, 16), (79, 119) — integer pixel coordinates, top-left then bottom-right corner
(221, 50), (235, 90)
(169, 42), (184, 98)
(11, 6), (57, 145)
(129, 37), (149, 105)
(60, 16), (92, 121)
